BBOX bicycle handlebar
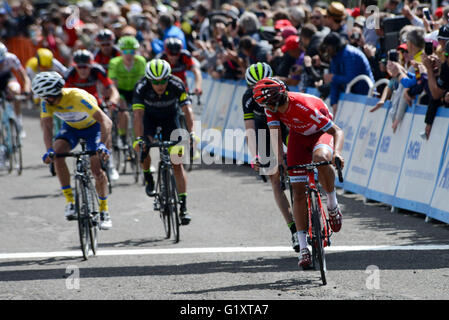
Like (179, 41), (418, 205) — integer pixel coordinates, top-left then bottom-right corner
(49, 150), (97, 159)
(287, 158), (344, 183)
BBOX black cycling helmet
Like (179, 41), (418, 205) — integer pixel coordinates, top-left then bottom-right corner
(96, 29), (115, 43)
(164, 37), (183, 55)
(73, 49), (93, 65)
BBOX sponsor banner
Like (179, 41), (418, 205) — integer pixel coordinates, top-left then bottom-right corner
(222, 81), (248, 163)
(332, 93), (368, 187)
(201, 80), (222, 133)
(365, 104), (415, 204)
(393, 106), (449, 213)
(344, 98), (388, 194)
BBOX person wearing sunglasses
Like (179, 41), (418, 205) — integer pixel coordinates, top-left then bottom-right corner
(132, 59), (194, 226)
(93, 29), (121, 72)
(65, 49), (121, 180)
(32, 72), (113, 230)
(156, 37), (203, 97)
(108, 36), (146, 148)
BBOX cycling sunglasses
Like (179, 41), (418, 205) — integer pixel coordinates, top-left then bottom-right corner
(151, 79), (168, 85)
(76, 64), (90, 69)
(122, 49), (136, 55)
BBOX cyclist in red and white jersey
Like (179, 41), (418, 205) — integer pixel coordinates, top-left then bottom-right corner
(253, 77), (345, 269)
(156, 37), (202, 96)
(93, 29), (121, 72)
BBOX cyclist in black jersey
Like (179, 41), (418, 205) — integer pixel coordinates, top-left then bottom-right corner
(132, 59), (194, 225)
(243, 62), (299, 252)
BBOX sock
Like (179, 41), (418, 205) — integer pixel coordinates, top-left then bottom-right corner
(288, 221), (296, 235)
(327, 189), (338, 210)
(143, 169), (152, 183)
(178, 193), (187, 210)
(297, 231), (308, 251)
(99, 196), (109, 212)
(61, 185), (74, 204)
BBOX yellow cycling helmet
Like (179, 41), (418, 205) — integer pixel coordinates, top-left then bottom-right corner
(36, 48), (54, 68)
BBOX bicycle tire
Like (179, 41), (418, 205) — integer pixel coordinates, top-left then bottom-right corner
(310, 191), (327, 285)
(168, 168), (180, 243)
(157, 165), (170, 239)
(87, 180), (99, 256)
(9, 119), (22, 175)
(75, 178), (90, 260)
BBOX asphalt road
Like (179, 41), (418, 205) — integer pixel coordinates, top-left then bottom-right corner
(0, 110), (448, 303)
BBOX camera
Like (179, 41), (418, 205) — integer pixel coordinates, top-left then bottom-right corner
(425, 41), (433, 55)
(388, 49), (398, 62)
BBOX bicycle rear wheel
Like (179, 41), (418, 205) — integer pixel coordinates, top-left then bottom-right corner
(75, 178), (90, 260)
(167, 168), (180, 243)
(157, 166), (170, 239)
(310, 192), (327, 285)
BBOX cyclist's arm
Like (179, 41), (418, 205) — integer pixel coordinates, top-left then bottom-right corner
(106, 84), (120, 105)
(192, 66), (202, 93)
(15, 65), (31, 93)
(268, 124), (284, 168)
(326, 124), (344, 167)
(92, 108), (113, 147)
(41, 116), (54, 150)
(133, 108), (144, 139)
(244, 119), (257, 159)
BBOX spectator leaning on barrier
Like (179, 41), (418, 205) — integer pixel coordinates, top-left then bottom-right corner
(388, 26), (426, 133)
(422, 40), (449, 139)
(275, 35), (303, 86)
(320, 32), (374, 116)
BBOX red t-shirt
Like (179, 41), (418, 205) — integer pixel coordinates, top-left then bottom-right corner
(265, 92), (334, 136)
(157, 50), (195, 86)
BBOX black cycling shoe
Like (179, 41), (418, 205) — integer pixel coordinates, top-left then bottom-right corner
(180, 211), (191, 225)
(145, 174), (156, 197)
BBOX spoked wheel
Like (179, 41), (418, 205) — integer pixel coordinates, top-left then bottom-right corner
(8, 119), (22, 175)
(168, 169), (180, 243)
(87, 182), (99, 256)
(75, 178), (90, 260)
(157, 169), (170, 239)
(311, 193), (327, 285)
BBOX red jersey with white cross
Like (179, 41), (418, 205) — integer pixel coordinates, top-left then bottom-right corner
(265, 92), (334, 135)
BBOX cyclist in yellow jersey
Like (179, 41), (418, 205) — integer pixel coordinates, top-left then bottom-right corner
(32, 72), (113, 229)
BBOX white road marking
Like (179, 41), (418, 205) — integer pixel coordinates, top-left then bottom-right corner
(0, 245), (448, 260)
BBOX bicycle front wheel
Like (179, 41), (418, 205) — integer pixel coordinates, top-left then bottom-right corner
(8, 119), (22, 175)
(167, 168), (180, 243)
(75, 178), (90, 260)
(157, 166), (170, 239)
(310, 192), (327, 285)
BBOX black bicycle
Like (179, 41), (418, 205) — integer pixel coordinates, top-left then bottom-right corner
(177, 107), (195, 172)
(51, 140), (101, 260)
(140, 128), (181, 243)
(287, 158), (343, 285)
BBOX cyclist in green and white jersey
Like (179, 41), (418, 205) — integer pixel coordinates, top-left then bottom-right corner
(108, 36), (146, 145)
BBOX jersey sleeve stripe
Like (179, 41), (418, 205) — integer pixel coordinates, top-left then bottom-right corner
(244, 113), (254, 120)
(322, 120), (334, 132)
(267, 120), (280, 127)
(132, 103), (145, 110)
(80, 99), (94, 110)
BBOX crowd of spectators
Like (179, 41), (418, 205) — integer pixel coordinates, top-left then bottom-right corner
(1, 0), (449, 138)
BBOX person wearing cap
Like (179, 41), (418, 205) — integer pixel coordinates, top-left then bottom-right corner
(422, 40), (449, 139)
(436, 24), (449, 60)
(324, 2), (348, 39)
(275, 35), (303, 86)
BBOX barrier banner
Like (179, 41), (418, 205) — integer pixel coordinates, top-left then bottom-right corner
(209, 80), (237, 131)
(429, 134), (449, 223)
(222, 82), (248, 163)
(365, 104), (415, 204)
(394, 106), (449, 214)
(332, 94), (368, 187)
(344, 98), (388, 194)
(201, 80), (222, 132)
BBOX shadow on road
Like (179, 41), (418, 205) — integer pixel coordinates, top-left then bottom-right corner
(0, 249), (447, 283)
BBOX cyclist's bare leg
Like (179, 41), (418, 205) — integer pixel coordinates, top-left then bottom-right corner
(53, 139), (72, 187)
(269, 171), (294, 225)
(90, 155), (108, 198)
(313, 148), (335, 194)
(291, 182), (308, 231)
(172, 163), (186, 194)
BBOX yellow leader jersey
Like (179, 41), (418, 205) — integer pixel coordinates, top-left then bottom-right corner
(40, 88), (101, 130)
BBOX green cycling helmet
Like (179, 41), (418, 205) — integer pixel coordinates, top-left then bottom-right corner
(245, 62), (273, 86)
(118, 36), (140, 50)
(145, 59), (171, 80)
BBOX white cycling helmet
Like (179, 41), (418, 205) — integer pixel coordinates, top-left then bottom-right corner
(31, 71), (65, 97)
(0, 42), (7, 62)
(245, 62), (273, 86)
(145, 59), (171, 80)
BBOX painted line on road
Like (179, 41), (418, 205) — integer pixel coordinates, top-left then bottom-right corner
(0, 244), (449, 260)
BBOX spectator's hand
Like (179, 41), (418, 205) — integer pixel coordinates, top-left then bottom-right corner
(312, 55), (321, 67)
(323, 73), (333, 84)
(363, 44), (376, 58)
(425, 123), (432, 139)
(303, 55), (312, 68)
(392, 119), (400, 133)
(402, 4), (413, 20)
(370, 100), (384, 112)
(444, 92), (449, 104)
